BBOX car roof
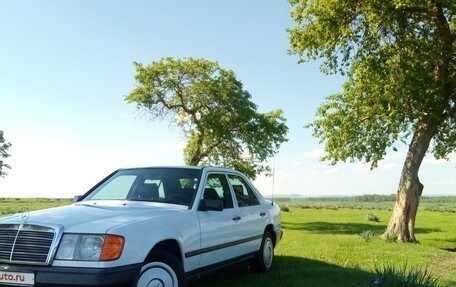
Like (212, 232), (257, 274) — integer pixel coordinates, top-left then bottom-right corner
(118, 166), (239, 173)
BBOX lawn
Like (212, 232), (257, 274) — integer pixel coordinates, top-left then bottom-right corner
(0, 198), (72, 215)
(196, 207), (456, 287)
(1, 198), (455, 286)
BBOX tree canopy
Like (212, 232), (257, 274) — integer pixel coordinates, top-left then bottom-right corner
(289, 0), (455, 166)
(0, 130), (12, 177)
(288, 0), (455, 241)
(126, 57), (288, 179)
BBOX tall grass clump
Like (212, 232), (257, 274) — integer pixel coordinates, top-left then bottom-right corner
(366, 213), (381, 222)
(366, 264), (441, 287)
(385, 232), (398, 243)
(359, 230), (375, 242)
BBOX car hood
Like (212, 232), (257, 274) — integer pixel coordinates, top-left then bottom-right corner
(0, 201), (188, 233)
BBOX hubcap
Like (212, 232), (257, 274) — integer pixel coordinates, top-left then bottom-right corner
(137, 262), (178, 287)
(149, 279), (164, 287)
(263, 237), (274, 269)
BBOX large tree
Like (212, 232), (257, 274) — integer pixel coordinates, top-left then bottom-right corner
(289, 0), (455, 242)
(126, 57), (288, 179)
(0, 130), (12, 177)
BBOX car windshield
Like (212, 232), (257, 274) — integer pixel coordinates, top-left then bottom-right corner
(83, 168), (201, 207)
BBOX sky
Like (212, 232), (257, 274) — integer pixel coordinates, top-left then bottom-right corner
(0, 0), (454, 198)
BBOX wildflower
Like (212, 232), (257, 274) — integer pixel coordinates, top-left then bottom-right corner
(374, 275), (382, 286)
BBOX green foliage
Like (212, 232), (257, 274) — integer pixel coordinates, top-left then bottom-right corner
(0, 130), (12, 177)
(359, 230), (375, 242)
(280, 205), (290, 212)
(367, 264), (441, 287)
(288, 0), (455, 168)
(357, 194), (397, 202)
(385, 232), (399, 243)
(367, 213), (381, 222)
(126, 57), (288, 179)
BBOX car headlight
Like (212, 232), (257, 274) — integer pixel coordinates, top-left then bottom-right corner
(56, 234), (124, 261)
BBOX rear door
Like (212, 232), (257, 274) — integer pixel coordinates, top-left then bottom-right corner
(227, 174), (266, 253)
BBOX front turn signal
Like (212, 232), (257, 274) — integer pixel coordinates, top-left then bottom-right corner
(100, 234), (125, 261)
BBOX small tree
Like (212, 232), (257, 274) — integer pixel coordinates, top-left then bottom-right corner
(0, 130), (12, 177)
(126, 57), (288, 179)
(289, 0), (455, 241)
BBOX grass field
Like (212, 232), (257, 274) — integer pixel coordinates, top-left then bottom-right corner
(1, 198), (455, 286)
(0, 198), (72, 215)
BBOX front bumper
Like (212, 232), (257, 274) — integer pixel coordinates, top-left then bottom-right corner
(0, 263), (142, 286)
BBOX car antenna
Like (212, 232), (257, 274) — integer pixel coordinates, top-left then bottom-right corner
(271, 156), (275, 205)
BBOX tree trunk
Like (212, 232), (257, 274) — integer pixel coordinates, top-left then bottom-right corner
(382, 117), (439, 242)
(382, 4), (452, 242)
(189, 131), (204, 165)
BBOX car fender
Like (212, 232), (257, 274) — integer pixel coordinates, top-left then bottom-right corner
(102, 210), (201, 272)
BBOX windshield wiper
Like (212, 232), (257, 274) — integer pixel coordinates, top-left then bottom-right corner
(128, 198), (185, 205)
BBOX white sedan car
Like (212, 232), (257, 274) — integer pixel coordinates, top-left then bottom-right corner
(0, 167), (282, 287)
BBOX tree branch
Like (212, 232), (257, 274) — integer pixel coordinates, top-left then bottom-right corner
(199, 139), (224, 159)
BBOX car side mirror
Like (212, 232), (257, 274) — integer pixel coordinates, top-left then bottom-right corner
(73, 195), (82, 203)
(199, 198), (223, 212)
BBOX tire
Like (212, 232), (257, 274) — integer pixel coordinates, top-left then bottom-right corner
(136, 252), (186, 287)
(251, 231), (274, 273)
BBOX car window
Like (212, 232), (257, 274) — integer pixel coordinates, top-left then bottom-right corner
(228, 174), (260, 207)
(84, 168), (201, 207)
(87, 175), (137, 200)
(144, 179), (165, 198)
(204, 173), (234, 209)
(180, 178), (198, 189)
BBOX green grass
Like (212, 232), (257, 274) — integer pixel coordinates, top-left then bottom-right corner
(0, 198), (72, 215)
(197, 206), (456, 287)
(1, 198), (455, 286)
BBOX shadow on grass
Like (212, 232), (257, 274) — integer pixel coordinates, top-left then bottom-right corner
(193, 256), (375, 287)
(432, 237), (456, 244)
(283, 221), (441, 235)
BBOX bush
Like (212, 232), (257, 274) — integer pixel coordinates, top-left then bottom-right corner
(359, 230), (375, 242)
(367, 264), (440, 287)
(280, 205), (290, 212)
(367, 213), (381, 222)
(325, 205), (339, 210)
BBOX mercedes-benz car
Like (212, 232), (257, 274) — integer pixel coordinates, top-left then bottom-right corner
(0, 166), (282, 287)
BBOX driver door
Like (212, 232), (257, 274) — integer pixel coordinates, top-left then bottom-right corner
(197, 173), (245, 267)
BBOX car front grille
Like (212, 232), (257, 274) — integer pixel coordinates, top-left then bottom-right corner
(0, 224), (60, 265)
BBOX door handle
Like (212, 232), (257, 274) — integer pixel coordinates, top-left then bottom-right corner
(260, 212), (266, 217)
(232, 216), (241, 222)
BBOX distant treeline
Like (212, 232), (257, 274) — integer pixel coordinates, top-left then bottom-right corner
(270, 194), (456, 203)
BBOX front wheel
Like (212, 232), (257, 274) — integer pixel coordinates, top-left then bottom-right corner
(136, 252), (186, 287)
(251, 231), (274, 273)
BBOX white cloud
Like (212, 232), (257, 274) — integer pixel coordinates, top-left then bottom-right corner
(324, 167), (339, 175)
(428, 179), (456, 186)
(423, 152), (456, 166)
(302, 149), (325, 159)
(0, 134), (184, 198)
(353, 161), (399, 173)
(355, 162), (371, 173)
(378, 162), (401, 171)
(163, 141), (186, 152)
